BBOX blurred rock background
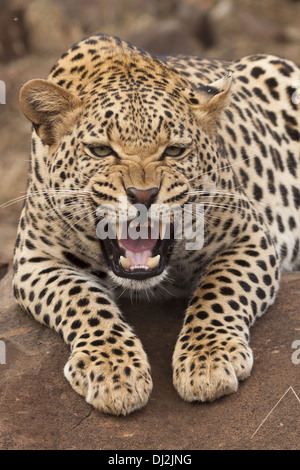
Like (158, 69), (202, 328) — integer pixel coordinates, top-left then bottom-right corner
(1, 0), (300, 261)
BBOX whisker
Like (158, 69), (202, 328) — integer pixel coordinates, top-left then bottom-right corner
(188, 150), (259, 183)
(0, 188), (94, 210)
(188, 188), (281, 219)
(62, 206), (99, 236)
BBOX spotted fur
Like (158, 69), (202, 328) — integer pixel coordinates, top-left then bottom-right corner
(13, 33), (300, 415)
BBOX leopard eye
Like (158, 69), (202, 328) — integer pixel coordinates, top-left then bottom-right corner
(88, 145), (114, 158)
(163, 146), (186, 158)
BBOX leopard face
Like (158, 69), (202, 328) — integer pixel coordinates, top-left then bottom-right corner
(20, 53), (230, 291)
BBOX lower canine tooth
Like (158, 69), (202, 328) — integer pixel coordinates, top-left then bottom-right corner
(120, 256), (131, 269)
(147, 254), (160, 269)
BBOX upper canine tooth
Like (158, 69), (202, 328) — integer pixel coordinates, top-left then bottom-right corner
(120, 255), (131, 269)
(117, 221), (125, 239)
(147, 254), (160, 269)
(159, 220), (167, 240)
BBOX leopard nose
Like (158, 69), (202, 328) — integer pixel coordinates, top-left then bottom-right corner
(126, 187), (159, 208)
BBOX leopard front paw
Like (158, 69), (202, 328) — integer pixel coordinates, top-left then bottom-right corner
(172, 337), (253, 403)
(64, 342), (152, 416)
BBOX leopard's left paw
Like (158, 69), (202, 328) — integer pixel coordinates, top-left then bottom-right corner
(173, 337), (253, 403)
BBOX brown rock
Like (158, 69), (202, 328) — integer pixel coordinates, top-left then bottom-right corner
(23, 0), (82, 55)
(237, 11), (289, 43)
(0, 0), (29, 63)
(0, 268), (299, 449)
(126, 19), (202, 57)
(177, 0), (216, 48)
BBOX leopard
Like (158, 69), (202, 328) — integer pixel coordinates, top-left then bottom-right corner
(13, 33), (300, 416)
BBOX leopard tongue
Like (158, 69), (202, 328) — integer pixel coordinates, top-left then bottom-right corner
(118, 227), (160, 270)
(120, 251), (160, 270)
(126, 249), (151, 269)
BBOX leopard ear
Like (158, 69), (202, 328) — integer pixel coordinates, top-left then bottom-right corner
(184, 72), (232, 124)
(19, 79), (83, 146)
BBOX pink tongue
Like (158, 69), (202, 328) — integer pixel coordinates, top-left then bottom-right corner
(120, 238), (157, 268)
(125, 249), (152, 267)
(120, 237), (157, 253)
(119, 226), (158, 268)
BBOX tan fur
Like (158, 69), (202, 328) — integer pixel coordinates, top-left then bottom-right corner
(13, 34), (300, 415)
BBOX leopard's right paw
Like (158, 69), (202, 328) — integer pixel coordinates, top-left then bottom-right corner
(64, 346), (153, 416)
(173, 337), (253, 403)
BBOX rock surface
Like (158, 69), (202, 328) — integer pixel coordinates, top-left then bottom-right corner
(0, 267), (299, 450)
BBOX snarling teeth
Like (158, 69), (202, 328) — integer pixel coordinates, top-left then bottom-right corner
(120, 255), (131, 269)
(115, 219), (166, 272)
(147, 254), (160, 269)
(100, 216), (174, 280)
(159, 220), (167, 240)
(119, 254), (161, 271)
(117, 222), (124, 240)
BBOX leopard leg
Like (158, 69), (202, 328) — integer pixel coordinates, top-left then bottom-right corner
(173, 232), (280, 402)
(13, 259), (152, 416)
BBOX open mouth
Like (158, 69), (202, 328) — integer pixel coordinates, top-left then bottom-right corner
(100, 219), (174, 280)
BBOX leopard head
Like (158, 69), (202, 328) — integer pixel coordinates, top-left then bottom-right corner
(19, 52), (231, 290)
